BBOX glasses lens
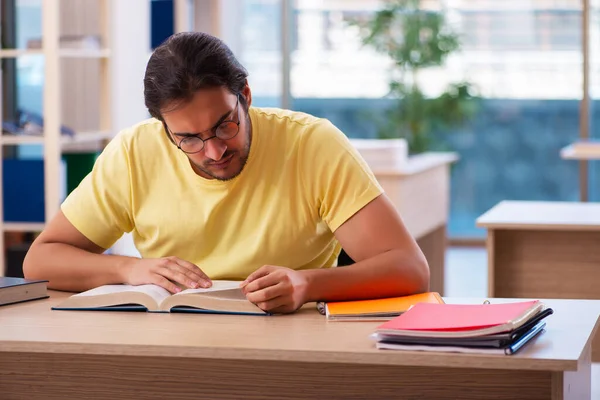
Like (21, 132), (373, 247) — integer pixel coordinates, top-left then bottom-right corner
(216, 121), (239, 140)
(179, 137), (204, 153)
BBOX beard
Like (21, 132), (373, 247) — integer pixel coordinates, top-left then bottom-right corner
(193, 146), (249, 181)
(192, 113), (252, 181)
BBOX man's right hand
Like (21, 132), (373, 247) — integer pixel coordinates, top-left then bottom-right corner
(122, 256), (212, 293)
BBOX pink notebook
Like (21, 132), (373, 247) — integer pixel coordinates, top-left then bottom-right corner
(375, 300), (544, 338)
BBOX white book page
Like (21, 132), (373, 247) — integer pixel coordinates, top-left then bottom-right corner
(177, 280), (242, 295)
(375, 342), (505, 355)
(73, 284), (171, 304)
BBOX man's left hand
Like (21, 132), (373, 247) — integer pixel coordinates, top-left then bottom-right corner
(240, 265), (309, 314)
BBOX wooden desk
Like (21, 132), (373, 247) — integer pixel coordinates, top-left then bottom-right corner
(0, 291), (598, 399)
(477, 200), (600, 361)
(372, 152), (458, 295)
(476, 200), (600, 298)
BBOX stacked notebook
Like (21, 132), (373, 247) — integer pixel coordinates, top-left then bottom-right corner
(372, 300), (553, 355)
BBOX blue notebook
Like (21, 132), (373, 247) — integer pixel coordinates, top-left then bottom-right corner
(51, 280), (268, 315)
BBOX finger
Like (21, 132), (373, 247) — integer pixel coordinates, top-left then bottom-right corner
(171, 257), (211, 281)
(241, 265), (273, 287)
(254, 295), (291, 313)
(155, 261), (199, 290)
(245, 281), (285, 304)
(171, 262), (210, 288)
(169, 257), (211, 281)
(243, 271), (281, 294)
(167, 263), (205, 289)
(150, 274), (181, 294)
(169, 257), (212, 287)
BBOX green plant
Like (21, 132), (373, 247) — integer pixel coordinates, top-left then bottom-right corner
(350, 0), (479, 153)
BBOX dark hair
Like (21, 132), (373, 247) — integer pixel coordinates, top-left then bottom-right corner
(143, 32), (249, 122)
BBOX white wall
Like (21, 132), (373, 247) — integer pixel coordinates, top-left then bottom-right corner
(108, 0), (150, 258)
(110, 0), (151, 132)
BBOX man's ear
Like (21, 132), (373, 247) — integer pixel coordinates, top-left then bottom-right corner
(242, 80), (252, 108)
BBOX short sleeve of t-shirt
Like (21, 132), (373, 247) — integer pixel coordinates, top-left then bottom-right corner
(300, 119), (384, 232)
(60, 133), (134, 249)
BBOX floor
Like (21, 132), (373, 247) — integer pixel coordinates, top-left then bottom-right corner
(444, 246), (489, 298)
(445, 246), (600, 397)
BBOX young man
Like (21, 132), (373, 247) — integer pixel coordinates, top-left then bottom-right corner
(23, 32), (429, 314)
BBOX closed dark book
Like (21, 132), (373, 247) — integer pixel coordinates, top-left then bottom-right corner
(0, 277), (49, 307)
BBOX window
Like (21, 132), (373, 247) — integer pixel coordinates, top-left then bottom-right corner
(15, 0), (43, 117)
(290, 0), (389, 99)
(239, 0), (283, 107)
(285, 0), (583, 239)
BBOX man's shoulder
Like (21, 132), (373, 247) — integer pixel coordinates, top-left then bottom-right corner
(115, 118), (164, 144)
(250, 107), (340, 147)
(250, 107), (326, 129)
(99, 118), (169, 166)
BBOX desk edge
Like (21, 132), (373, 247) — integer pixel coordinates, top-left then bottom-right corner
(0, 341), (579, 372)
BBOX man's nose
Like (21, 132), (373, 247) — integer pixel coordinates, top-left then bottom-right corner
(204, 138), (227, 161)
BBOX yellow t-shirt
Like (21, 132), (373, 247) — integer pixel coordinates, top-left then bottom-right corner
(61, 107), (384, 280)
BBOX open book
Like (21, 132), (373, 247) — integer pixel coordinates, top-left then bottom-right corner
(52, 280), (267, 315)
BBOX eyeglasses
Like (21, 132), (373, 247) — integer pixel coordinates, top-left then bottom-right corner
(172, 95), (241, 154)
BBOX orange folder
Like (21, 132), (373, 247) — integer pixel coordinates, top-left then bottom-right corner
(325, 292), (444, 321)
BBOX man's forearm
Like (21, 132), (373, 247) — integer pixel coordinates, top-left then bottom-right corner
(302, 249), (430, 302)
(23, 242), (135, 292)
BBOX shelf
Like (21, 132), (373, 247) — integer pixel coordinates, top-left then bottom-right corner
(0, 48), (110, 59)
(59, 49), (111, 58)
(1, 135), (45, 145)
(0, 49), (44, 58)
(61, 130), (114, 143)
(61, 131), (114, 153)
(3, 222), (45, 232)
(0, 0), (114, 274)
(1, 130), (114, 146)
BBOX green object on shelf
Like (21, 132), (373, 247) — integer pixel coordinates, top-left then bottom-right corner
(62, 153), (98, 194)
